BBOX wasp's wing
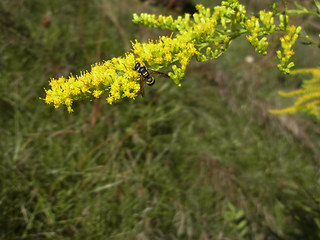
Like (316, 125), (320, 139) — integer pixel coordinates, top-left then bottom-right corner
(149, 70), (170, 79)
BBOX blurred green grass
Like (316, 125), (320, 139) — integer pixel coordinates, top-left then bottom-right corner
(1, 0), (320, 239)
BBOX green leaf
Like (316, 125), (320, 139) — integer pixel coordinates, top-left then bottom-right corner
(235, 209), (244, 219)
(294, 2), (308, 12)
(240, 227), (248, 237)
(236, 219), (247, 230)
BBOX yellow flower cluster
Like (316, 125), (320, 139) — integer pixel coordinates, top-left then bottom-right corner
(270, 68), (320, 118)
(132, 35), (199, 85)
(276, 25), (301, 74)
(245, 10), (279, 56)
(259, 10), (276, 32)
(132, 2), (248, 64)
(246, 16), (269, 55)
(44, 53), (140, 112)
(244, 9), (301, 73)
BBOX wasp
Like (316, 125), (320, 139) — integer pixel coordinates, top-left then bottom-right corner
(134, 62), (169, 96)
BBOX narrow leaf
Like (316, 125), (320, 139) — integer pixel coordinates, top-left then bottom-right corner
(314, 0), (320, 12)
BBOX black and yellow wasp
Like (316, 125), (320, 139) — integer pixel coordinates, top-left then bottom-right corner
(134, 62), (169, 96)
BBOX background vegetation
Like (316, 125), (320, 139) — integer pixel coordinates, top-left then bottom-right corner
(0, 0), (319, 239)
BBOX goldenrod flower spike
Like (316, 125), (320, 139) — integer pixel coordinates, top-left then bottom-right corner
(44, 0), (301, 112)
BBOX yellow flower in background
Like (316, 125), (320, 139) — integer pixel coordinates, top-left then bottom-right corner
(270, 68), (320, 119)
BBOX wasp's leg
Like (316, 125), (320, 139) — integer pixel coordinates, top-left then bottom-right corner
(139, 75), (145, 97)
